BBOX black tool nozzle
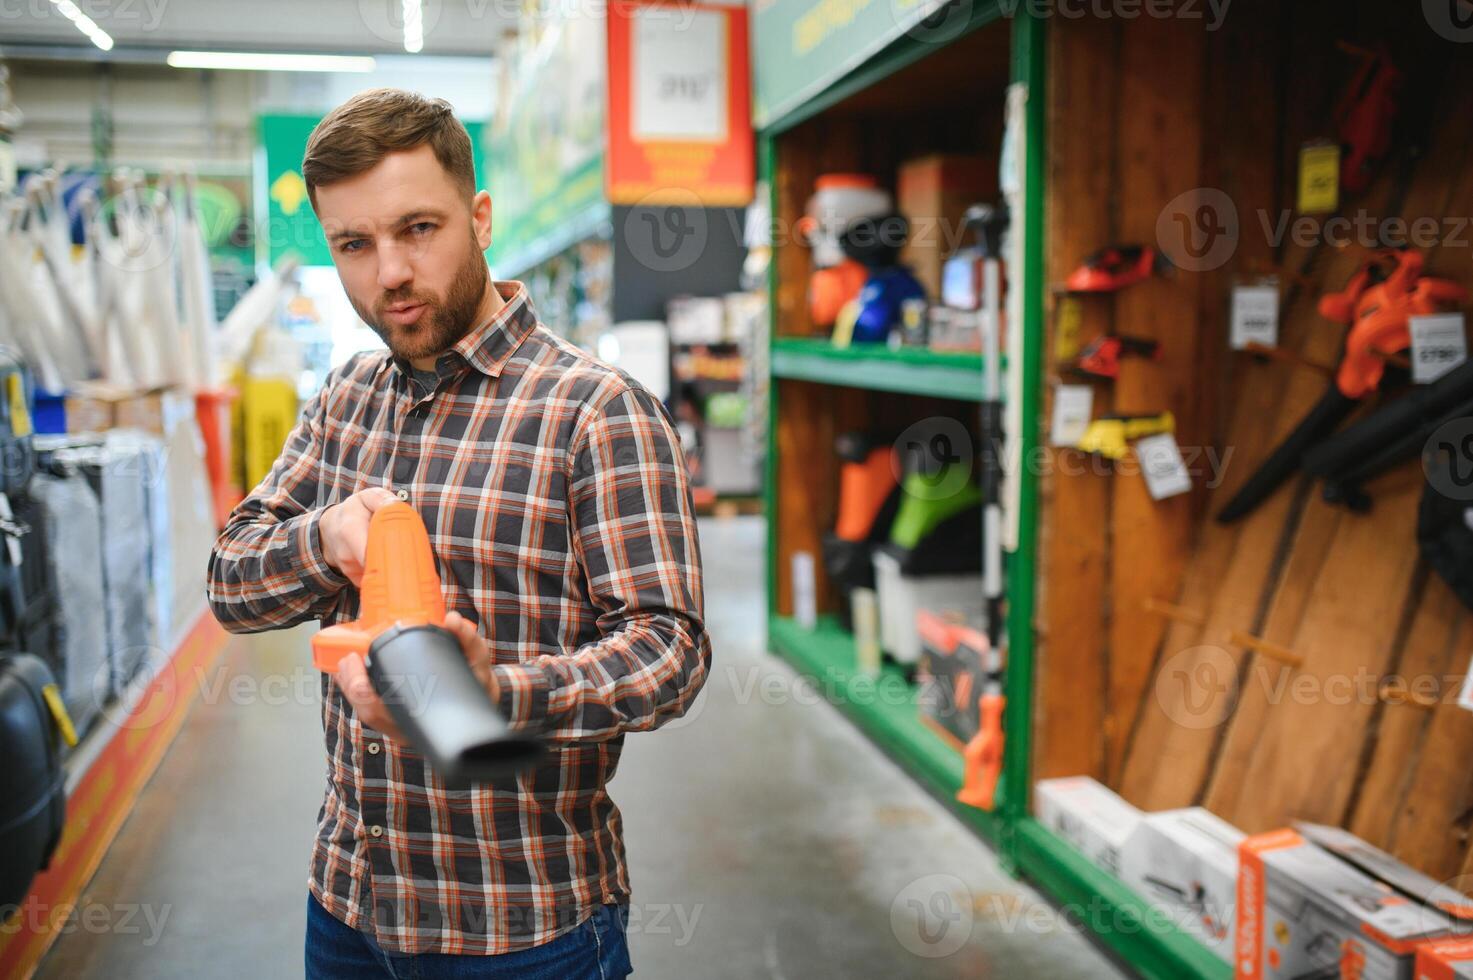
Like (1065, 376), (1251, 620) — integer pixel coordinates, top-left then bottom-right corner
(365, 624), (545, 785)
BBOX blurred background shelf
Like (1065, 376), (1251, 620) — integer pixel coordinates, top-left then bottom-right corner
(770, 337), (990, 401)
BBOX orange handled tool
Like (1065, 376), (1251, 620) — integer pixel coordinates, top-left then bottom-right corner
(956, 688), (1005, 812)
(312, 501), (446, 672)
(312, 501), (543, 784)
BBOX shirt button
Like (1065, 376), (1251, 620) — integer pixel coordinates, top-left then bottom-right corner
(367, 742), (381, 755)
(395, 488), (410, 502)
(369, 825), (384, 838)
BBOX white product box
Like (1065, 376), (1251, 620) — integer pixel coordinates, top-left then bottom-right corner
(1034, 777), (1143, 879)
(872, 549), (984, 665)
(1237, 828), (1455, 980)
(666, 295), (726, 345)
(1120, 807), (1244, 964)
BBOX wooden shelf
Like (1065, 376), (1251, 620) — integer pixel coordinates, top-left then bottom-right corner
(770, 337), (991, 401)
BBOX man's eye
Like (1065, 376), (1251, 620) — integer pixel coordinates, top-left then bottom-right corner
(410, 222), (435, 235)
(340, 239), (369, 253)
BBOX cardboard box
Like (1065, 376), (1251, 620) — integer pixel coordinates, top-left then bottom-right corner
(1418, 937), (1473, 978)
(915, 609), (989, 743)
(897, 154), (997, 300)
(1237, 828), (1456, 980)
(1295, 823), (1473, 929)
(62, 382), (183, 436)
(667, 296), (726, 345)
(1034, 777), (1143, 879)
(1120, 807), (1243, 964)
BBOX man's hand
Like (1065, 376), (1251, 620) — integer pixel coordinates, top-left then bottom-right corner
(319, 487), (399, 586)
(336, 611), (501, 743)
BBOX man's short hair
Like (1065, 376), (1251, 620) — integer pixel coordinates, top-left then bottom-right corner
(302, 88), (475, 208)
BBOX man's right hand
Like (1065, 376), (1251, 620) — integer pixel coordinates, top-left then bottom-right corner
(319, 487), (400, 587)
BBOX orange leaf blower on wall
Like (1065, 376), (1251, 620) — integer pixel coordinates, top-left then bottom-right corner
(312, 502), (544, 785)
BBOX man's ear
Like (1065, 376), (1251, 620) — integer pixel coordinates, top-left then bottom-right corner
(472, 190), (492, 252)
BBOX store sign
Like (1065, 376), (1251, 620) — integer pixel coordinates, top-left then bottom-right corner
(260, 114), (488, 268)
(606, 0), (753, 207)
(485, 10), (607, 276)
(751, 0), (952, 130)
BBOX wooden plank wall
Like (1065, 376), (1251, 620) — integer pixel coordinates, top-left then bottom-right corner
(1034, 0), (1473, 881)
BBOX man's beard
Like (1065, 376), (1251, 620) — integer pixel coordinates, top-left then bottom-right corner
(353, 244), (489, 362)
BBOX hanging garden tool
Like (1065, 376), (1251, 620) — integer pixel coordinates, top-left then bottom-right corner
(957, 203), (1008, 813)
(1334, 46), (1402, 196)
(1077, 411), (1175, 460)
(1063, 244), (1171, 294)
(1061, 334), (1162, 381)
(1304, 358), (1473, 511)
(312, 502), (544, 785)
(1216, 249), (1468, 523)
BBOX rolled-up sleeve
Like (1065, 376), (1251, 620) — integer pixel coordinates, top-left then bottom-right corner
(205, 364), (352, 633)
(492, 383), (711, 743)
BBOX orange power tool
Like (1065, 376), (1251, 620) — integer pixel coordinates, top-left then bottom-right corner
(312, 502), (544, 784)
(1217, 250), (1468, 523)
(954, 627), (1005, 813)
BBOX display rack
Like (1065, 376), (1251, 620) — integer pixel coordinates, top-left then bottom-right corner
(761, 3), (1473, 978)
(756, 4), (1231, 978)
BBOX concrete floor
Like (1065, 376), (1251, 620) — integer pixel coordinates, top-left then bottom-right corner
(38, 516), (1127, 979)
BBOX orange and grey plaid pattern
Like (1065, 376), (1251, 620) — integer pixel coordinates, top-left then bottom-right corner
(206, 282), (710, 954)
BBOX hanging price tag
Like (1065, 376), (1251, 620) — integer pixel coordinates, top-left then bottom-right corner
(1054, 296), (1084, 362)
(1410, 313), (1468, 384)
(1049, 384), (1094, 447)
(1135, 433), (1193, 501)
(1230, 282), (1280, 350)
(1298, 142), (1340, 214)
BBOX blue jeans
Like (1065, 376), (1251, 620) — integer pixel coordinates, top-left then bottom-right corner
(305, 893), (633, 979)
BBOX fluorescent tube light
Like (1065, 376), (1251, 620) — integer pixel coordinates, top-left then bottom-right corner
(402, 0), (424, 53)
(166, 51), (378, 72)
(49, 0), (114, 51)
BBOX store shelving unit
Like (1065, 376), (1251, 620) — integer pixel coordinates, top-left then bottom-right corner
(755, 5), (1225, 978)
(770, 337), (989, 400)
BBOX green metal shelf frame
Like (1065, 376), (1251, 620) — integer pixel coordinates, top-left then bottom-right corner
(770, 336), (990, 400)
(759, 6), (1226, 978)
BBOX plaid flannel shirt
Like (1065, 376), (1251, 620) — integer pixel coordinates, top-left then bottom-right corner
(206, 282), (711, 954)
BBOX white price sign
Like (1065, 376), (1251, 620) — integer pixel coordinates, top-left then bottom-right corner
(1049, 384), (1094, 447)
(1135, 433), (1193, 501)
(632, 8), (726, 142)
(1410, 313), (1468, 384)
(1230, 283), (1279, 350)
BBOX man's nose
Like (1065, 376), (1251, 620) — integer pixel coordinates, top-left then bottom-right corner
(377, 243), (413, 292)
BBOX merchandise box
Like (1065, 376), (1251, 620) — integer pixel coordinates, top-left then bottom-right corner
(1237, 828), (1456, 980)
(896, 153), (997, 301)
(1418, 937), (1473, 979)
(915, 609), (988, 743)
(1294, 823), (1473, 928)
(1119, 807), (1243, 964)
(1034, 777), (1143, 879)
(872, 548), (984, 665)
(62, 382), (185, 436)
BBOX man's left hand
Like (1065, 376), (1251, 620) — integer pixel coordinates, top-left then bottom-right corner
(336, 611), (501, 743)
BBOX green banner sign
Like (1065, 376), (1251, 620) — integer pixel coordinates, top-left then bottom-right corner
(751, 0), (951, 130)
(483, 13), (608, 277)
(258, 113), (488, 267)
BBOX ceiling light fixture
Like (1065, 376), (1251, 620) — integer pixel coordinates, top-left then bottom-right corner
(402, 0), (424, 53)
(48, 0), (114, 51)
(166, 51), (378, 72)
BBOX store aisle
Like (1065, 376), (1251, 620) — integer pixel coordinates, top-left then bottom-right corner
(38, 516), (1125, 979)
